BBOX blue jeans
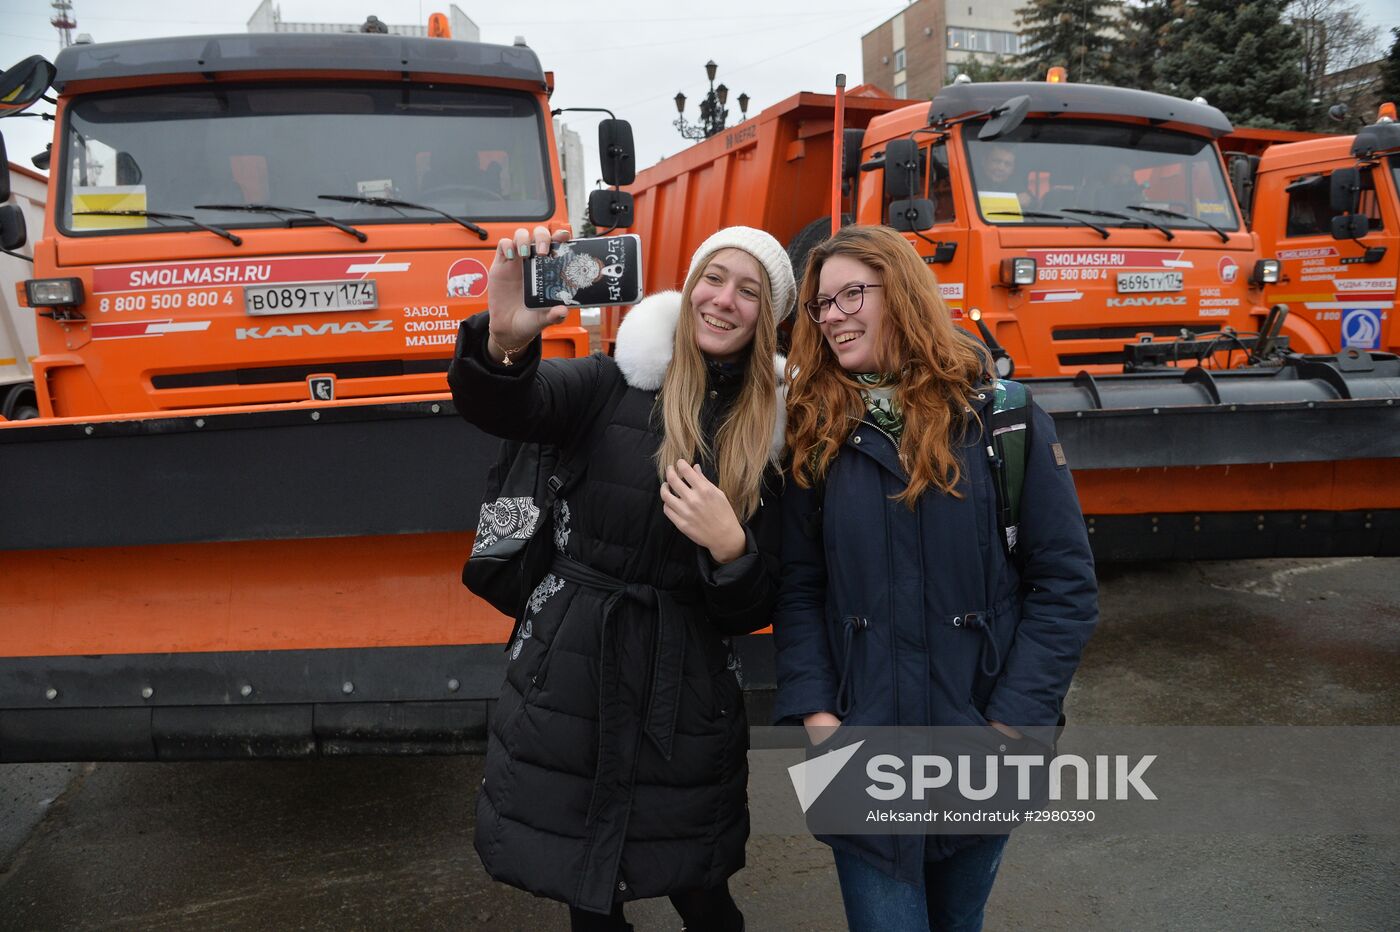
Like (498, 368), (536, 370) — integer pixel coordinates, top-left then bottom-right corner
(833, 836), (1009, 932)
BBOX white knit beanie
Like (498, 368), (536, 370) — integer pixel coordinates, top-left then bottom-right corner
(686, 226), (796, 324)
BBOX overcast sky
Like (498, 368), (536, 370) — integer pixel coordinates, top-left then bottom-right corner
(2, 0), (1399, 191)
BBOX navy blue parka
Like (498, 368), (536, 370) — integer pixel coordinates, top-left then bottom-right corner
(772, 388), (1097, 882)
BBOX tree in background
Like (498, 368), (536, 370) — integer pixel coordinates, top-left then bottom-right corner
(1154, 0), (1312, 129)
(1013, 0), (1124, 84)
(1379, 28), (1400, 108)
(1289, 0), (1382, 129)
(1106, 0), (1175, 92)
(955, 54), (1021, 83)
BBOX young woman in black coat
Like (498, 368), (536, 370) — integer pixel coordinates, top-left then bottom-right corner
(449, 224), (795, 932)
(774, 225), (1098, 932)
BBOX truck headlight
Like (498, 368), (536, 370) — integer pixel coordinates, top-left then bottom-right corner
(1000, 257), (1036, 287)
(24, 277), (85, 307)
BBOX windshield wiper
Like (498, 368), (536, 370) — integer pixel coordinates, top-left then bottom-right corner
(316, 194), (489, 240)
(988, 209), (1109, 239)
(1063, 207), (1175, 241)
(1126, 204), (1229, 243)
(72, 209), (242, 246)
(194, 203), (367, 242)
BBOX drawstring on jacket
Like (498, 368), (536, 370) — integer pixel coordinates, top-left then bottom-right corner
(955, 612), (1002, 679)
(834, 615), (868, 717)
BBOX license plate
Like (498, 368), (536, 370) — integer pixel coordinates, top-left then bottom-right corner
(244, 280), (378, 316)
(1116, 271), (1183, 294)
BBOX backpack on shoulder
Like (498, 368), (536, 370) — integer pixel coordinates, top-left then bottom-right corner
(984, 379), (1032, 557)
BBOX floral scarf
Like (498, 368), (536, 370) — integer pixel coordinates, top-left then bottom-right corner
(856, 372), (903, 442)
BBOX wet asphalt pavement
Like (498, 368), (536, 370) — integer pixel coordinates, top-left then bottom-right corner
(1, 557), (1397, 931)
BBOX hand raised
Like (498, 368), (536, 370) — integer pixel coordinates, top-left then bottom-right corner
(659, 460), (747, 564)
(487, 225), (571, 354)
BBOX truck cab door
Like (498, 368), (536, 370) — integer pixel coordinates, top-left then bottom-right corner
(869, 140), (970, 322)
(1270, 164), (1394, 354)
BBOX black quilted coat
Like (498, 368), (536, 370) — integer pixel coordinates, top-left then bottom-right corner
(448, 294), (782, 915)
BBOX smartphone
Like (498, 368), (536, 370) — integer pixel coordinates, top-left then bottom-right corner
(522, 234), (643, 309)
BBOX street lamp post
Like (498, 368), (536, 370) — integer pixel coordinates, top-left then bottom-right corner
(674, 60), (749, 141)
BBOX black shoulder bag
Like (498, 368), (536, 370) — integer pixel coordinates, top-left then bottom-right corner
(462, 382), (624, 639)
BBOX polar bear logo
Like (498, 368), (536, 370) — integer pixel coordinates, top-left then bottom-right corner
(448, 271), (483, 296)
(445, 257), (490, 298)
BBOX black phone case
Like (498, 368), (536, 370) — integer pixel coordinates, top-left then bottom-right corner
(523, 234), (643, 308)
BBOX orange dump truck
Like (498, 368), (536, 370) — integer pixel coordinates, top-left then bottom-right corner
(1250, 109), (1399, 356)
(616, 79), (1400, 562)
(0, 35), (637, 761)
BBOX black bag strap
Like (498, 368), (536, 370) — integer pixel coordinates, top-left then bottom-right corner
(544, 374), (628, 503)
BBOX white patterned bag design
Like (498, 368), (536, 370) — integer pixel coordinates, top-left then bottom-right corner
(472, 496), (542, 555)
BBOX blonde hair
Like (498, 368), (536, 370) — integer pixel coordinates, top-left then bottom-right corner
(655, 253), (779, 521)
(786, 225), (990, 506)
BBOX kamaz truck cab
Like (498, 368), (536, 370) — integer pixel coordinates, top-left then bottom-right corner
(14, 33), (632, 416)
(1252, 107), (1399, 356)
(867, 78), (1281, 377)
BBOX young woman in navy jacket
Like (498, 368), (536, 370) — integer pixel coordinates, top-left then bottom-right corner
(774, 225), (1098, 932)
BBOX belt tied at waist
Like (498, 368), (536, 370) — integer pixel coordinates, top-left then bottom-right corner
(549, 553), (690, 765)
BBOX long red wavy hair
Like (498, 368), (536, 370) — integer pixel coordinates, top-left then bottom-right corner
(785, 225), (990, 505)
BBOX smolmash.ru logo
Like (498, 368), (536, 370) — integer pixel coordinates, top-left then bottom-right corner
(788, 734), (1156, 824)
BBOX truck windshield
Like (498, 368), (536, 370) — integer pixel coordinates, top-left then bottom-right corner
(965, 119), (1239, 231)
(60, 83), (552, 235)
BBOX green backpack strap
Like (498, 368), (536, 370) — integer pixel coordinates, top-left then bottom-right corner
(987, 379), (1031, 555)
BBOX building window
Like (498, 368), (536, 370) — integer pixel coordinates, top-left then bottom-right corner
(947, 27), (1020, 55)
(894, 47), (906, 71)
(946, 63), (961, 81)
(895, 82), (907, 99)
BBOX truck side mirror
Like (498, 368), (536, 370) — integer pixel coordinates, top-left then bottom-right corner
(598, 119), (635, 187)
(883, 139), (921, 200)
(1331, 213), (1368, 240)
(588, 189), (634, 230)
(888, 198), (934, 232)
(841, 128), (866, 181)
(977, 95), (1030, 140)
(0, 55), (55, 116)
(1329, 167), (1361, 215)
(0, 203), (27, 252)
(0, 134), (9, 203)
(1226, 153), (1258, 223)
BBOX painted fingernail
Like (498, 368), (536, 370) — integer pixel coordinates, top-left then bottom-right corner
(503, 244), (516, 260)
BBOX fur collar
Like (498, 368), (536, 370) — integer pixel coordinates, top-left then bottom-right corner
(614, 290), (788, 460)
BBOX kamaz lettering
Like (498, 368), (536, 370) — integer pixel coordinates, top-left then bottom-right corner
(1106, 296), (1189, 307)
(130, 265), (273, 288)
(236, 320), (393, 340)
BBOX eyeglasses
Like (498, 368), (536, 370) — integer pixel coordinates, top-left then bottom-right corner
(804, 283), (882, 323)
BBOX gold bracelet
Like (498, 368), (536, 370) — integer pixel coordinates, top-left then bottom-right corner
(494, 335), (531, 366)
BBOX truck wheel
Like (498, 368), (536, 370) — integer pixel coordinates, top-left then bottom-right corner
(787, 215), (853, 286)
(3, 386), (39, 420)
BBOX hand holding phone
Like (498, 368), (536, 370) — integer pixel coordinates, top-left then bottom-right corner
(486, 226), (570, 356)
